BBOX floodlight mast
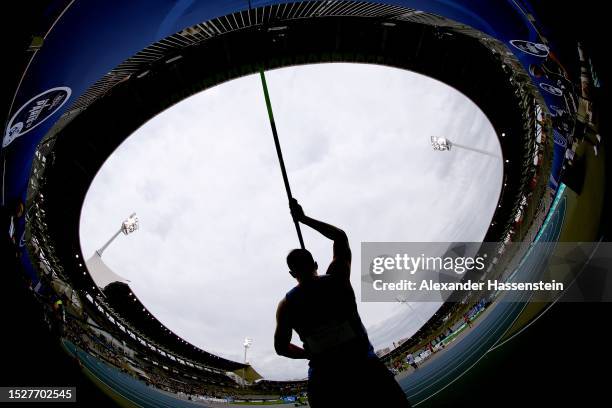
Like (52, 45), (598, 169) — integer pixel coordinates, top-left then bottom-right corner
(396, 296), (426, 325)
(242, 337), (252, 387)
(430, 136), (501, 158)
(431, 136), (452, 151)
(95, 213), (139, 257)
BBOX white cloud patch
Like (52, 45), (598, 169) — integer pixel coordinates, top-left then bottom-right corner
(80, 63), (502, 380)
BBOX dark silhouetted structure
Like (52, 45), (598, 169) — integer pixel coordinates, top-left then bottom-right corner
(274, 199), (411, 407)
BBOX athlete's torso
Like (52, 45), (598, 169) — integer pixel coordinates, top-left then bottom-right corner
(285, 275), (375, 372)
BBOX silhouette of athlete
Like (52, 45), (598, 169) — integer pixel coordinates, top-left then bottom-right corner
(274, 199), (411, 407)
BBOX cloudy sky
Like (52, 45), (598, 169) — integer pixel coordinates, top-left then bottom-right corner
(80, 63), (502, 380)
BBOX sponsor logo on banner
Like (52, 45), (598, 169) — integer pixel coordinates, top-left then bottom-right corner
(509, 40), (550, 57)
(548, 105), (565, 117)
(3, 87), (71, 147)
(553, 131), (567, 148)
(540, 82), (563, 96)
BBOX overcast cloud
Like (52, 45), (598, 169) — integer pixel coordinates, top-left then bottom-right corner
(80, 63), (502, 380)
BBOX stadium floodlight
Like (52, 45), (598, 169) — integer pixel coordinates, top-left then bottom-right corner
(121, 213), (139, 235)
(96, 212), (139, 257)
(243, 337), (252, 364)
(242, 337), (253, 387)
(431, 136), (501, 158)
(243, 337), (253, 349)
(431, 136), (452, 151)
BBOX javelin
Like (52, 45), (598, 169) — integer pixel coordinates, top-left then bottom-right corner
(259, 69), (305, 249)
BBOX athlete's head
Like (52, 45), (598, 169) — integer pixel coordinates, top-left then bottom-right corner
(287, 248), (318, 280)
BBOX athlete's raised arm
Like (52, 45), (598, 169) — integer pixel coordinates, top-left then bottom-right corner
(290, 199), (351, 280)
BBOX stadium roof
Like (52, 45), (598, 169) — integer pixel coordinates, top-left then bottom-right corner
(232, 365), (263, 383)
(103, 281), (247, 372)
(86, 253), (130, 289)
(26, 9), (549, 377)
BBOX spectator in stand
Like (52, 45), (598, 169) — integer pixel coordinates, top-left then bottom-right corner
(464, 314), (473, 328)
(406, 353), (418, 370)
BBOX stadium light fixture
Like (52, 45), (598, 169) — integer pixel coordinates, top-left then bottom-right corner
(432, 136), (501, 158)
(121, 213), (139, 235)
(431, 136), (452, 151)
(242, 337), (253, 387)
(96, 212), (139, 257)
(267, 25), (288, 32)
(243, 337), (253, 349)
(165, 55), (183, 64)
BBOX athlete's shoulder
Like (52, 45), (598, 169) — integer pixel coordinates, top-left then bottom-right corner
(321, 271), (351, 286)
(285, 284), (301, 300)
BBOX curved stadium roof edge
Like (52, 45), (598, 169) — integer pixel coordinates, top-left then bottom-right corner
(4, 0), (575, 374)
